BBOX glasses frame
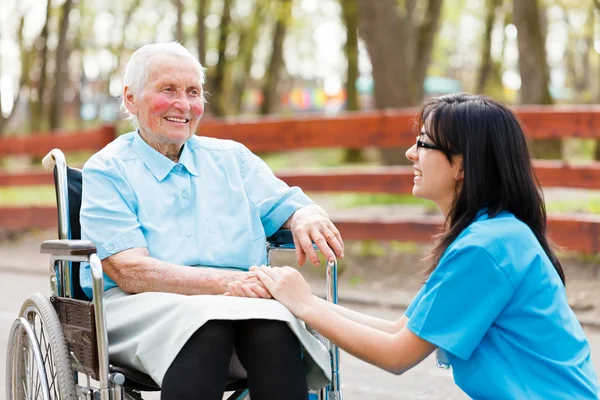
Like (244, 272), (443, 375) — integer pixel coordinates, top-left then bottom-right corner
(416, 136), (439, 151)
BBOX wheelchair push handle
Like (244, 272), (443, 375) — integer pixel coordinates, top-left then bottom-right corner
(42, 149), (64, 171)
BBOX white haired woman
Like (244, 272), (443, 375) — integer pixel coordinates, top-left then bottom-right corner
(80, 42), (344, 400)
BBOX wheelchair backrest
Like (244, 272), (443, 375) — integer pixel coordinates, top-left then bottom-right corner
(54, 165), (87, 300)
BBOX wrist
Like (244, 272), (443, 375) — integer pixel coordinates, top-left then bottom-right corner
(298, 296), (320, 321)
(217, 271), (246, 293)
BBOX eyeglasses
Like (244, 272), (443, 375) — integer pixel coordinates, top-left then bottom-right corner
(416, 136), (439, 151)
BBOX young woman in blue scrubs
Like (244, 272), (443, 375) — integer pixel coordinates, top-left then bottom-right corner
(229, 93), (599, 399)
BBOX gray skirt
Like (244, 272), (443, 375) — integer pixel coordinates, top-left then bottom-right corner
(104, 287), (331, 390)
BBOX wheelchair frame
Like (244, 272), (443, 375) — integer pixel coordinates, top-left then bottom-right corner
(5, 149), (342, 400)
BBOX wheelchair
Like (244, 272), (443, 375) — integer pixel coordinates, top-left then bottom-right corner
(5, 148), (342, 400)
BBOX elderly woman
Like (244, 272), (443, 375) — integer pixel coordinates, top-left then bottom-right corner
(79, 42), (344, 400)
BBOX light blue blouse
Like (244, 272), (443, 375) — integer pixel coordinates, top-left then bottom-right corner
(406, 211), (598, 399)
(79, 131), (312, 298)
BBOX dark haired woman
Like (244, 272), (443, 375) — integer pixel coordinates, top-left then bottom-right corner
(228, 94), (599, 399)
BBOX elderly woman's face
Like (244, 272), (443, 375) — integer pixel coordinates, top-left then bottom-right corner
(127, 55), (205, 150)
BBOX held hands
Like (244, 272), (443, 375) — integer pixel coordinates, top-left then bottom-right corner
(290, 205), (344, 266)
(224, 270), (272, 299)
(225, 266), (316, 318)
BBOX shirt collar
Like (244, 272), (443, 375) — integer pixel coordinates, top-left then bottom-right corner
(132, 131), (198, 181)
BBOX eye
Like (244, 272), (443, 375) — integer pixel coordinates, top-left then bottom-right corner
(188, 88), (200, 96)
(162, 86), (174, 93)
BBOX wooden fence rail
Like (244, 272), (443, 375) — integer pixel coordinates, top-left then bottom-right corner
(2, 106), (600, 254)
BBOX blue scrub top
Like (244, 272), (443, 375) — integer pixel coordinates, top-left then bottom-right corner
(79, 131), (312, 298)
(405, 211), (599, 399)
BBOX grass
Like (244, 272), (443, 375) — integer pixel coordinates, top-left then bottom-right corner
(0, 186), (56, 206)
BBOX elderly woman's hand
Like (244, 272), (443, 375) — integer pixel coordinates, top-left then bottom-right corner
(224, 270), (272, 298)
(290, 204), (344, 266)
(252, 266), (316, 318)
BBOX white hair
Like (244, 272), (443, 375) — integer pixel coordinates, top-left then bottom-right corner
(120, 42), (206, 129)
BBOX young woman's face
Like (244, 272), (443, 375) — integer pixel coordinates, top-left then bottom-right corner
(405, 124), (463, 215)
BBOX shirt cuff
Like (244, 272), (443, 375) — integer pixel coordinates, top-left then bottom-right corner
(96, 232), (147, 260)
(261, 188), (313, 237)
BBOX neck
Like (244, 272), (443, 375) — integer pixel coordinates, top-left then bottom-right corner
(139, 130), (183, 162)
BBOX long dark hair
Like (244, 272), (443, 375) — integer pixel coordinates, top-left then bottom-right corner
(420, 93), (565, 285)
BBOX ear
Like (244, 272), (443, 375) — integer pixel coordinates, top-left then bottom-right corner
(453, 156), (464, 181)
(123, 86), (139, 116)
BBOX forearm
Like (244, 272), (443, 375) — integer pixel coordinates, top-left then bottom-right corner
(314, 296), (406, 334)
(105, 255), (245, 295)
(302, 302), (418, 374)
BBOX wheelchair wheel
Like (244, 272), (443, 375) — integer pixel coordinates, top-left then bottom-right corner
(5, 293), (77, 400)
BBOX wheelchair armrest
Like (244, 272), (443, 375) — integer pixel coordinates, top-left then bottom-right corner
(40, 239), (97, 256)
(267, 229), (294, 246)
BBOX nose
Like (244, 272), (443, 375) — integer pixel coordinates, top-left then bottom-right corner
(406, 143), (418, 163)
(173, 92), (191, 112)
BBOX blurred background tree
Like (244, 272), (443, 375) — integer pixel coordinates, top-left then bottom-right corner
(1, 0), (599, 165)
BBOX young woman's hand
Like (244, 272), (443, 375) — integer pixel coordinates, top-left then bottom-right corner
(223, 270), (272, 298)
(253, 266), (317, 318)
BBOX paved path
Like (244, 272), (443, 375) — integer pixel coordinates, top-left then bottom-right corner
(2, 267), (600, 399)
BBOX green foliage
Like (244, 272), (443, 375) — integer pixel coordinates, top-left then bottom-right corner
(545, 196), (600, 215)
(262, 149), (365, 170)
(332, 193), (435, 209)
(389, 240), (421, 254)
(357, 240), (386, 258)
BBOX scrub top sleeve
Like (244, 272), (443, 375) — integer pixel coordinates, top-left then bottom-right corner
(80, 157), (147, 260)
(406, 245), (514, 360)
(405, 285), (426, 318)
(238, 145), (313, 237)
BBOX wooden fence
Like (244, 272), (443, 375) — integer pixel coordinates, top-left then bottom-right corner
(2, 106), (600, 253)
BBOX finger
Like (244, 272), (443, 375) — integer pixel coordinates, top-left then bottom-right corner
(313, 231), (336, 263)
(301, 230), (321, 266)
(321, 228), (344, 261)
(226, 282), (244, 297)
(293, 234), (307, 266)
(259, 266), (284, 281)
(256, 269), (278, 291)
(249, 266), (260, 272)
(250, 283), (272, 299)
(329, 223), (345, 256)
(241, 283), (259, 298)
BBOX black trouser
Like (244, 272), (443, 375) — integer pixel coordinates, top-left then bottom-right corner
(161, 319), (308, 400)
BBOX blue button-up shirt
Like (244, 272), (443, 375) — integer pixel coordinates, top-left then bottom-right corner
(79, 131), (312, 298)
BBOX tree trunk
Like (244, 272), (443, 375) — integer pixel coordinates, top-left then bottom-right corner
(358, 0), (443, 165)
(49, 0), (74, 131)
(210, 0), (233, 116)
(341, 0), (364, 163)
(32, 0), (52, 132)
(513, 0), (559, 159)
(232, 0), (264, 114)
(476, 0), (501, 94)
(0, 16), (29, 135)
(197, 0), (210, 65)
(174, 0), (184, 43)
(260, 0), (292, 115)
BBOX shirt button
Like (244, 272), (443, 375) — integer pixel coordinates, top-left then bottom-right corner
(185, 232), (192, 237)
(108, 245), (114, 252)
(174, 164), (182, 172)
(182, 191), (188, 199)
